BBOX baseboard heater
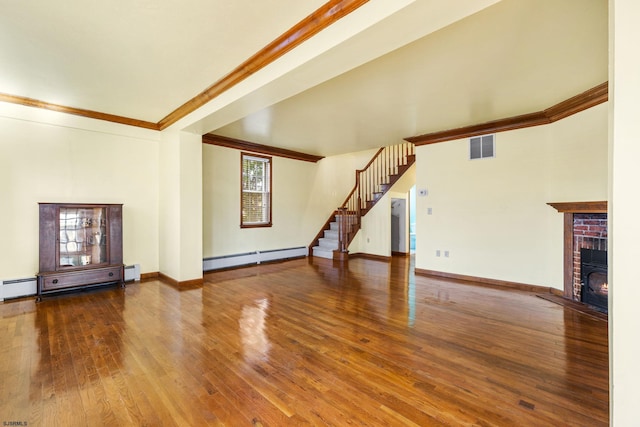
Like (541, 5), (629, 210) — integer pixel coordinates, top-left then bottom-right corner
(1, 277), (37, 301)
(124, 264), (141, 282)
(1, 264), (140, 301)
(203, 246), (307, 272)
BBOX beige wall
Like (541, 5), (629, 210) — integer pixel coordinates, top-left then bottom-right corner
(349, 164), (416, 257)
(0, 106), (160, 280)
(0, 98), (607, 288)
(202, 144), (377, 257)
(159, 130), (203, 282)
(158, 130), (181, 280)
(415, 103), (608, 289)
(610, 0), (640, 423)
(202, 144), (314, 256)
(349, 191), (392, 258)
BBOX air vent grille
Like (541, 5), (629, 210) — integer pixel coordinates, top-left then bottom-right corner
(470, 135), (495, 160)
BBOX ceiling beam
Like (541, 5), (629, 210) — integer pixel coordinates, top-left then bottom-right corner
(157, 0), (370, 130)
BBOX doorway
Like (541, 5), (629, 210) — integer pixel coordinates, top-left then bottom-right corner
(391, 198), (407, 254)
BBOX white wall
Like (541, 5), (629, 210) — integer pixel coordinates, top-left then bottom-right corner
(0, 104), (160, 280)
(415, 103), (608, 289)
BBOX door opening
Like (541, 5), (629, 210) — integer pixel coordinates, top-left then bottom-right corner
(391, 198), (407, 254)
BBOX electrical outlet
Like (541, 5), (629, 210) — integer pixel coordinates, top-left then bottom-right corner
(427, 207), (432, 215)
(436, 250), (441, 257)
(444, 250), (449, 258)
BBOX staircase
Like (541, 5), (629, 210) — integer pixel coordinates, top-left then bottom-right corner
(312, 220), (340, 259)
(310, 142), (415, 259)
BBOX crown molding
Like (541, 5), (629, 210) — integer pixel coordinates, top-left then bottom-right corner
(157, 0), (369, 130)
(405, 82), (608, 145)
(203, 134), (324, 163)
(543, 82), (609, 122)
(405, 111), (549, 145)
(0, 92), (160, 130)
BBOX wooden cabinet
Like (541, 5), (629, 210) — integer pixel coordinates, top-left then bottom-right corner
(37, 203), (124, 300)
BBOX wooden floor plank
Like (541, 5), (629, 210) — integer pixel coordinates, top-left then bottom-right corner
(0, 256), (608, 425)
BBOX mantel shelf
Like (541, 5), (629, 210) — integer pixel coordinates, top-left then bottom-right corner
(547, 201), (607, 213)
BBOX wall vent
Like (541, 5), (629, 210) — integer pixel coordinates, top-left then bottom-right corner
(470, 134), (495, 160)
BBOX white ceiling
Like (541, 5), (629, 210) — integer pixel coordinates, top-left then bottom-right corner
(0, 0), (608, 157)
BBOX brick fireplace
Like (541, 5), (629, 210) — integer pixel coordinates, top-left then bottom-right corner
(572, 213), (608, 301)
(548, 201), (608, 311)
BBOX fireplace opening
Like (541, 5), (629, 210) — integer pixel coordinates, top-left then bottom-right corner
(580, 248), (608, 313)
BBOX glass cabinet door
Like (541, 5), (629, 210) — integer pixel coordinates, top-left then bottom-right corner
(59, 207), (108, 268)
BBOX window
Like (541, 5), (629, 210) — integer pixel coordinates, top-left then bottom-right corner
(241, 153), (272, 227)
(469, 134), (495, 160)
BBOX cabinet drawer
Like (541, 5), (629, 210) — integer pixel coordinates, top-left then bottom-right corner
(40, 266), (123, 291)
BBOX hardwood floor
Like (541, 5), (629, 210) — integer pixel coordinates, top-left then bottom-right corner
(0, 257), (608, 426)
